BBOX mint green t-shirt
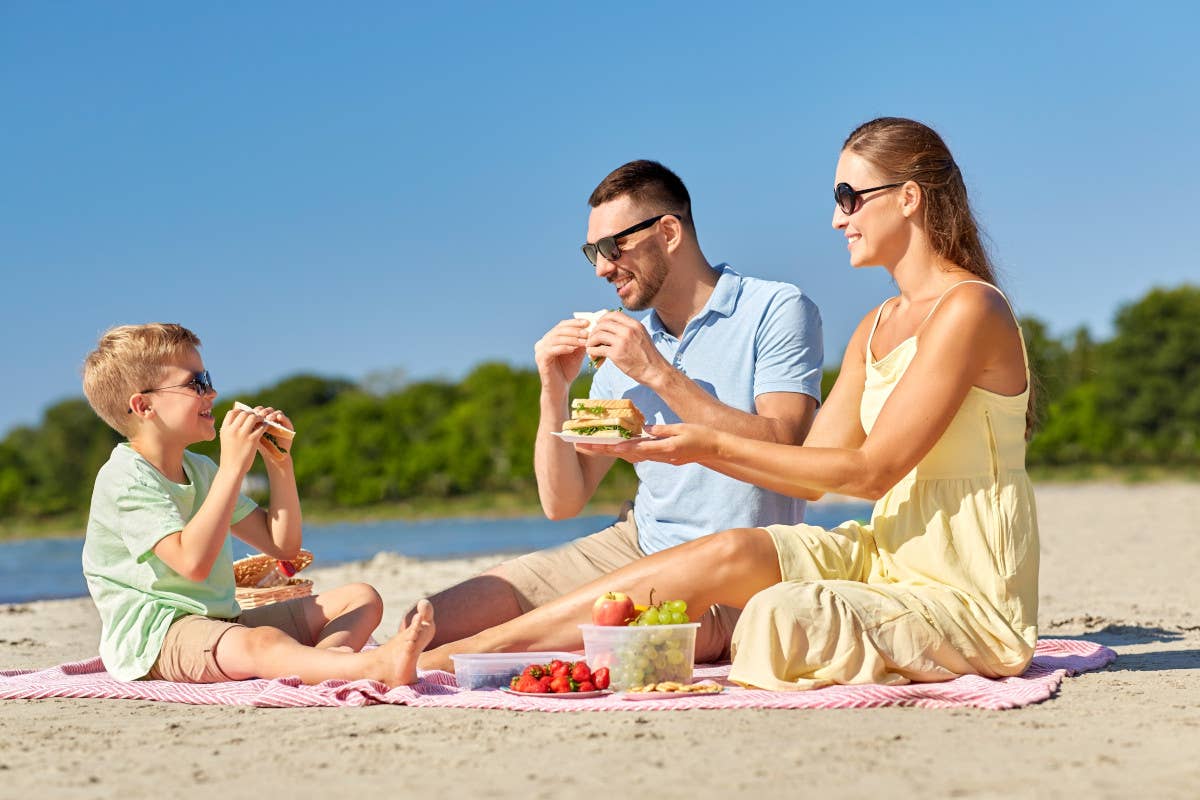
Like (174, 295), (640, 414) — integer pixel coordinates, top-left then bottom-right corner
(82, 443), (257, 680)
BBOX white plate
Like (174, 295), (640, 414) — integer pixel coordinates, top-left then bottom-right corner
(618, 684), (724, 701)
(500, 687), (613, 699)
(551, 431), (655, 445)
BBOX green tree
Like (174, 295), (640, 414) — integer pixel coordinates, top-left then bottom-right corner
(1094, 285), (1200, 463)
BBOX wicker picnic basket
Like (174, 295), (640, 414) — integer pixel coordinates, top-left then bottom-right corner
(233, 549), (314, 609)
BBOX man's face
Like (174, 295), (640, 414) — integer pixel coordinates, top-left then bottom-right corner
(585, 196), (670, 311)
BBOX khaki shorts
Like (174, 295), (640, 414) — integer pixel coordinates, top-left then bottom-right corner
(145, 598), (316, 683)
(495, 502), (741, 661)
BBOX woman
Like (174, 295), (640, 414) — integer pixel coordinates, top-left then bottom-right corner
(419, 117), (1038, 690)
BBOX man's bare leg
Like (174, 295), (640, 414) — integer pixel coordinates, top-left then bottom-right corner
(403, 568), (527, 648)
(418, 528), (782, 671)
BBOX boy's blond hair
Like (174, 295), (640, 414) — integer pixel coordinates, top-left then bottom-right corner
(83, 323), (202, 437)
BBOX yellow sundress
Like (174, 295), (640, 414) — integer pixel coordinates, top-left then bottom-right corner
(728, 281), (1040, 691)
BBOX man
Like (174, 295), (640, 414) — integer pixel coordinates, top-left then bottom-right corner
(417, 160), (823, 658)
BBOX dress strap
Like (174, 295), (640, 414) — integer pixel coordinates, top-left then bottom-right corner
(920, 279), (996, 324)
(919, 279), (1029, 375)
(865, 297), (896, 366)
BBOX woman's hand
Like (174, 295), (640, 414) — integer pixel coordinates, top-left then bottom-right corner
(576, 423), (721, 465)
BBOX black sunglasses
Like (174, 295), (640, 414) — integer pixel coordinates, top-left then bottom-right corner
(834, 182), (905, 215)
(581, 214), (677, 266)
(128, 370), (215, 413)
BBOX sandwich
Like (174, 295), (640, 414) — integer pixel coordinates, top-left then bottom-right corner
(562, 398), (645, 440)
(574, 308), (620, 369)
(232, 401), (296, 461)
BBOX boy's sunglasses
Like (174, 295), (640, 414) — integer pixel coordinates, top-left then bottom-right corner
(581, 213), (678, 266)
(835, 182), (904, 215)
(127, 370), (215, 413)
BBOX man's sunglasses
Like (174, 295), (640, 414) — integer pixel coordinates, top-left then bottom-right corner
(128, 370), (215, 413)
(581, 213), (678, 266)
(835, 182), (905, 215)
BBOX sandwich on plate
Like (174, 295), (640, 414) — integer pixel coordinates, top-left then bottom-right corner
(561, 398), (645, 440)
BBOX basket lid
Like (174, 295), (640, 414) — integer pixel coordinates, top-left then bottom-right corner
(232, 550), (314, 587)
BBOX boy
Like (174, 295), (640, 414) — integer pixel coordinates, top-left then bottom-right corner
(81, 323), (434, 686)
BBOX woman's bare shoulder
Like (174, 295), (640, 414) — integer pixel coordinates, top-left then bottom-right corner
(928, 281), (1017, 333)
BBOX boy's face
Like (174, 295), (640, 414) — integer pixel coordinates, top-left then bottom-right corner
(138, 347), (218, 446)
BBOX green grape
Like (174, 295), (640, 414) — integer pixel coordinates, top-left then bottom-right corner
(670, 611), (687, 625)
(667, 649), (685, 665)
(666, 600), (688, 614)
(642, 607), (660, 625)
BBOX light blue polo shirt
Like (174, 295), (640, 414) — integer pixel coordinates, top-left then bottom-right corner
(590, 264), (823, 554)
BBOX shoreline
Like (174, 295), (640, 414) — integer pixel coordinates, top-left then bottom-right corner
(3, 473), (1196, 543)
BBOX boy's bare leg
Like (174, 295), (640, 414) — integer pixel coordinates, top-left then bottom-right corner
(296, 583), (384, 651)
(417, 528), (782, 671)
(216, 599), (436, 687)
(404, 569), (527, 648)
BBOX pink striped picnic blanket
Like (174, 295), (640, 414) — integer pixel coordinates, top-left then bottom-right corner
(1, 638), (1113, 711)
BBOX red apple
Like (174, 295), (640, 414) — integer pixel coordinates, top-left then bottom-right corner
(592, 591), (636, 626)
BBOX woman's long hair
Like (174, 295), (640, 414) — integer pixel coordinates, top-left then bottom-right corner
(843, 117), (1036, 436)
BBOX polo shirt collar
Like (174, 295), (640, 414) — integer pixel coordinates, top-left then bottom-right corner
(647, 263), (741, 338)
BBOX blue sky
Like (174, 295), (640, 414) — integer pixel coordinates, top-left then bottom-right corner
(2, 2), (1197, 436)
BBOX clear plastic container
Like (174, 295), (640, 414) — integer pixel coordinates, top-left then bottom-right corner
(450, 651), (581, 690)
(579, 623), (700, 691)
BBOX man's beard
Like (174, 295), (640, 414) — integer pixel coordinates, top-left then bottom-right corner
(620, 245), (670, 311)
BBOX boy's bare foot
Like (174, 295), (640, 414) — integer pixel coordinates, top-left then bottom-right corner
(370, 599), (436, 687)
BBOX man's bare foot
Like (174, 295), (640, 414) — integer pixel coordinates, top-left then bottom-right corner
(370, 599), (436, 687)
(417, 643), (454, 673)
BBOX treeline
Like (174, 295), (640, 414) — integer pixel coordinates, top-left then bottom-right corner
(1, 285), (1196, 523)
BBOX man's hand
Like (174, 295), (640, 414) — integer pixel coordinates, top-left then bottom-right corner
(219, 406), (265, 475)
(534, 318), (590, 395)
(586, 312), (669, 386)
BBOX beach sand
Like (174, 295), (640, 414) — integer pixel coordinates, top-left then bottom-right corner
(2, 483), (1198, 799)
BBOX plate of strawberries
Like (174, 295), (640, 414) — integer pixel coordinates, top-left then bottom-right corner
(501, 658), (612, 698)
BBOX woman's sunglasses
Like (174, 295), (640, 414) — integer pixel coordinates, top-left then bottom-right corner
(128, 370), (215, 413)
(581, 214), (678, 266)
(835, 182), (904, 215)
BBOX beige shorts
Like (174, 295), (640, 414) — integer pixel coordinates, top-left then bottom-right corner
(496, 502), (741, 661)
(145, 598), (316, 683)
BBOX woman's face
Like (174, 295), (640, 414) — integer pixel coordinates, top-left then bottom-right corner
(832, 150), (910, 269)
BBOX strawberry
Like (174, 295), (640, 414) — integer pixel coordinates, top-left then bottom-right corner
(521, 664), (545, 680)
(516, 675), (547, 693)
(538, 675), (554, 690)
(550, 661), (571, 679)
(547, 659), (566, 674)
(549, 675), (573, 693)
(592, 667), (610, 690)
(577, 681), (597, 692)
(570, 662), (591, 683)
(510, 676), (521, 690)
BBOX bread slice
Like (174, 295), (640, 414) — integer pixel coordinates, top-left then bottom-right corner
(562, 415), (643, 438)
(571, 398), (644, 423)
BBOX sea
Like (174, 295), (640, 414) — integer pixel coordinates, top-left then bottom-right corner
(1, 501), (871, 604)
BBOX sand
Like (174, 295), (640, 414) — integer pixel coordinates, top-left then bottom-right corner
(2, 483), (1198, 799)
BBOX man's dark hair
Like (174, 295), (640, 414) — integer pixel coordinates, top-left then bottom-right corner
(588, 160), (695, 231)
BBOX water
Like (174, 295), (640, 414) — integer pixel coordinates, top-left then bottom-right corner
(0, 501), (871, 604)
